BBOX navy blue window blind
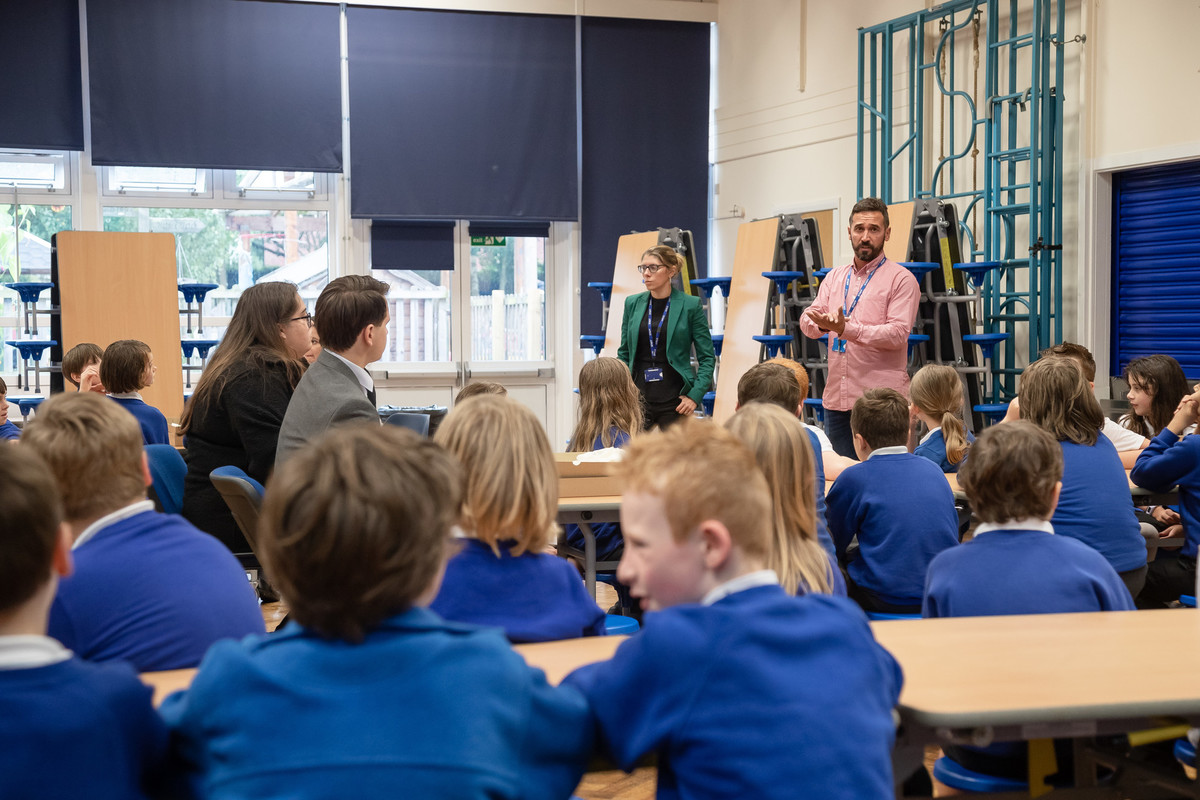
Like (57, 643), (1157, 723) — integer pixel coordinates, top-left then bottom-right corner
(1111, 160), (1200, 379)
(371, 221), (456, 271)
(0, 0), (83, 150)
(348, 8), (577, 222)
(86, 0), (342, 171)
(580, 17), (711, 336)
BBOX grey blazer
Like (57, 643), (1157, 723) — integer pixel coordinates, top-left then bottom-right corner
(276, 349), (379, 464)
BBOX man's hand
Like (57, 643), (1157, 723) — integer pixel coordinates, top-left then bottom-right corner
(805, 306), (846, 337)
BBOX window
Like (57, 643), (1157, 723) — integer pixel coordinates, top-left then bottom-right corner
(104, 166), (210, 197)
(0, 152), (69, 192)
(469, 235), (546, 361)
(0, 202), (73, 373)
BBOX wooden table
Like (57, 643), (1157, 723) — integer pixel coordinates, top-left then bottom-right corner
(556, 494), (622, 597)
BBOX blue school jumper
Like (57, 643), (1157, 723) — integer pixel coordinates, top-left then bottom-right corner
(160, 608), (592, 800)
(432, 538), (606, 642)
(564, 586), (901, 800)
(923, 527), (1135, 618)
(0, 420), (19, 440)
(914, 428), (975, 473)
(922, 524), (1134, 780)
(805, 428), (847, 596)
(1054, 439), (1147, 573)
(1131, 428), (1200, 560)
(48, 508), (264, 671)
(565, 430), (630, 561)
(109, 396), (170, 445)
(826, 451), (959, 606)
(0, 653), (168, 799)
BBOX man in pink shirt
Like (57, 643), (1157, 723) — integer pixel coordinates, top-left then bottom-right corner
(799, 198), (920, 459)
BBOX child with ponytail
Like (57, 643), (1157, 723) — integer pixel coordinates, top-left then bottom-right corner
(910, 364), (974, 473)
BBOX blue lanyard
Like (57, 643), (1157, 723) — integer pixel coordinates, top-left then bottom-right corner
(842, 258), (884, 319)
(648, 297), (670, 358)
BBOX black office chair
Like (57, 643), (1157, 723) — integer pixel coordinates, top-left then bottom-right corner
(384, 411), (431, 436)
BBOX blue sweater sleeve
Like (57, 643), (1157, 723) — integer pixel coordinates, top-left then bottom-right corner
(824, 469), (862, 558)
(1131, 429), (1193, 490)
(514, 672), (595, 800)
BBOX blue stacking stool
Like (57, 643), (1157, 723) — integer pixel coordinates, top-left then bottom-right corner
(586, 282), (613, 330)
(963, 332), (1011, 403)
(955, 261), (1006, 326)
(711, 334), (723, 358)
(4, 282), (54, 335)
(812, 267), (831, 281)
(181, 338), (221, 388)
(753, 334), (793, 359)
(11, 396), (45, 423)
(604, 615), (640, 636)
(690, 277), (723, 324)
(579, 334), (606, 356)
(865, 611), (921, 621)
(1180, 595), (1196, 608)
(761, 271), (805, 331)
(900, 261), (941, 284)
(702, 391), (716, 417)
(803, 397), (824, 425)
(5, 339), (57, 392)
(974, 402), (1011, 426)
(907, 333), (930, 361)
(1175, 737), (1195, 769)
(933, 756), (1028, 793)
(178, 282), (220, 335)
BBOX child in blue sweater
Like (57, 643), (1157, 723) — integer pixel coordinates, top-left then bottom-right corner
(563, 421), (902, 800)
(1020, 355), (1149, 598)
(924, 420), (1133, 783)
(0, 376), (19, 440)
(1131, 382), (1200, 607)
(101, 339), (170, 445)
(431, 394), (605, 641)
(161, 425), (592, 799)
(910, 364), (974, 472)
(0, 441), (168, 800)
(826, 388), (959, 613)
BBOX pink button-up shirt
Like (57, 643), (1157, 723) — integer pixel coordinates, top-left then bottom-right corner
(798, 254), (920, 412)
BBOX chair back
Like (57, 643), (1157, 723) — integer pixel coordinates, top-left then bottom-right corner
(145, 444), (187, 514)
(209, 466), (266, 552)
(384, 411), (431, 436)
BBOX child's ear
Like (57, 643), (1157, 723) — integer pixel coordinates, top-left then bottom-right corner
(697, 519), (733, 571)
(1046, 481), (1063, 518)
(140, 451), (153, 489)
(52, 522), (74, 578)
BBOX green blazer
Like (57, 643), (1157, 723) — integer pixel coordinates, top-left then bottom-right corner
(617, 288), (716, 405)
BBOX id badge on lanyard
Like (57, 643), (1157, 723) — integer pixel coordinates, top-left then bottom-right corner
(836, 260), (883, 355)
(644, 297), (670, 381)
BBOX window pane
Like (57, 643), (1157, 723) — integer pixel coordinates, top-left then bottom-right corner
(101, 206), (330, 330)
(469, 236), (545, 361)
(234, 170), (316, 194)
(0, 154), (65, 190)
(369, 266), (452, 363)
(0, 203), (72, 373)
(106, 166), (206, 194)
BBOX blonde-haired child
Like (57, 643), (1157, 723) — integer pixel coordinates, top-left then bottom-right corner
(726, 402), (833, 594)
(909, 364), (973, 473)
(431, 395), (605, 641)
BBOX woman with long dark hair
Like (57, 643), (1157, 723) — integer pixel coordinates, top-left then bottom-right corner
(180, 282), (311, 553)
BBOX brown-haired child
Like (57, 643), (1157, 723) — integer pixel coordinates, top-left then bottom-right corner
(0, 444), (168, 798)
(62, 342), (104, 392)
(160, 425), (592, 798)
(563, 420), (902, 799)
(0, 376), (17, 441)
(101, 339), (169, 444)
(825, 387), (958, 613)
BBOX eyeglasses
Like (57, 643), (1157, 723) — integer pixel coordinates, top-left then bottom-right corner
(637, 264), (666, 275)
(291, 312), (313, 327)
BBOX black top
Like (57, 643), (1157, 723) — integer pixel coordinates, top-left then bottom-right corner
(181, 355), (297, 555)
(633, 295), (684, 404)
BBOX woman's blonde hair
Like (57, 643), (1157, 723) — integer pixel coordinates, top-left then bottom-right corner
(910, 364), (971, 466)
(434, 395), (557, 555)
(725, 402), (832, 594)
(641, 245), (684, 277)
(570, 357), (642, 450)
(1019, 355), (1104, 446)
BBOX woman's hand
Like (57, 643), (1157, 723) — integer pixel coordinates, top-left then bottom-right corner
(676, 396), (697, 416)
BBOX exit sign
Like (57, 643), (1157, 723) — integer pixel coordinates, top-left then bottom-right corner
(470, 235), (507, 247)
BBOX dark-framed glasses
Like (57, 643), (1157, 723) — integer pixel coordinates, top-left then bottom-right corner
(291, 312), (314, 327)
(637, 264), (665, 275)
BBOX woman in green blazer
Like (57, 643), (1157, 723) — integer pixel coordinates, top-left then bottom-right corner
(616, 245), (716, 430)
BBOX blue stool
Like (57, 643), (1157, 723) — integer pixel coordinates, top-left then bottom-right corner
(5, 339), (57, 393)
(974, 403), (1011, 426)
(1175, 737), (1195, 767)
(753, 334), (792, 359)
(579, 334), (605, 356)
(1180, 595), (1196, 608)
(585, 282), (613, 304)
(907, 333), (930, 358)
(803, 397), (825, 425)
(178, 282), (220, 334)
(12, 396), (45, 422)
(900, 261), (941, 283)
(762, 271), (805, 330)
(813, 268), (831, 281)
(4, 282), (54, 335)
(702, 391), (716, 417)
(964, 332), (1011, 402)
(955, 261), (1006, 325)
(933, 756), (1028, 793)
(689, 277), (723, 300)
(604, 614), (640, 635)
(181, 338), (221, 388)
(865, 610), (921, 621)
(711, 334), (723, 358)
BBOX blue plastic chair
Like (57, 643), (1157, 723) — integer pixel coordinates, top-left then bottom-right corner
(702, 391), (716, 417)
(385, 411), (431, 437)
(604, 614), (640, 636)
(1175, 737), (1195, 768)
(145, 444), (187, 515)
(933, 756), (1028, 793)
(1181, 595), (1196, 608)
(209, 466), (266, 554)
(865, 610), (922, 621)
